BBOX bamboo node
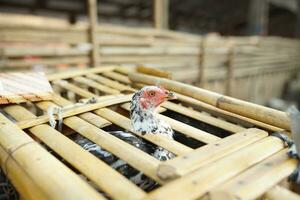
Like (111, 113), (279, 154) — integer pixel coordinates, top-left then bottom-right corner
(157, 164), (179, 181)
(3, 141), (36, 175)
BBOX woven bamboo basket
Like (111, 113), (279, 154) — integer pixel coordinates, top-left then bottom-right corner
(0, 66), (298, 200)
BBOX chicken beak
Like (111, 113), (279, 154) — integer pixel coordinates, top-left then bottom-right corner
(166, 92), (176, 100)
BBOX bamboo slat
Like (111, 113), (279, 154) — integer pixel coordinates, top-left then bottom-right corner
(0, 72), (53, 105)
(159, 114), (220, 143)
(33, 97), (163, 184)
(72, 76), (120, 94)
(47, 66), (115, 81)
(0, 113), (104, 200)
(144, 136), (284, 200)
(3, 105), (146, 200)
(137, 66), (172, 79)
(0, 146), (48, 200)
(129, 72), (290, 130)
(63, 116), (162, 183)
(86, 74), (134, 91)
(174, 92), (284, 132)
(157, 128), (268, 180)
(102, 71), (131, 84)
(162, 101), (245, 133)
(210, 149), (297, 200)
(265, 185), (300, 200)
(16, 95), (132, 129)
(54, 80), (97, 98)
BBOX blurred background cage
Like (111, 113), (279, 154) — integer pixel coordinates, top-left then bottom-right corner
(0, 0), (300, 106)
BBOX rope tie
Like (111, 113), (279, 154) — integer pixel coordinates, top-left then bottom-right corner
(47, 97), (97, 131)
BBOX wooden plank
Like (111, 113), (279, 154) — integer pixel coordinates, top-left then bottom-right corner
(157, 128), (268, 180)
(210, 149), (297, 200)
(0, 113), (104, 200)
(0, 72), (53, 104)
(144, 136), (284, 200)
(4, 105), (146, 200)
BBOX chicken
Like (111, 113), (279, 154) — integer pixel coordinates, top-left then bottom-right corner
(75, 86), (176, 190)
(286, 105), (300, 183)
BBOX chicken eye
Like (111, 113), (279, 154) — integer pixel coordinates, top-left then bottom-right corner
(149, 91), (156, 96)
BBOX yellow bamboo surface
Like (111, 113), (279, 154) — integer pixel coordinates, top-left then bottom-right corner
(0, 113), (105, 200)
(0, 66), (297, 200)
(3, 105), (146, 200)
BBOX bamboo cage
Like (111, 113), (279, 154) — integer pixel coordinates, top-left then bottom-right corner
(1, 13), (300, 104)
(0, 66), (299, 200)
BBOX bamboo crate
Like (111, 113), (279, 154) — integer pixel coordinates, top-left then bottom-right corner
(0, 66), (298, 200)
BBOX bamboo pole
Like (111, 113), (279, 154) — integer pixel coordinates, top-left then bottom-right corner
(144, 136), (284, 200)
(154, 0), (169, 30)
(54, 80), (97, 98)
(162, 101), (245, 133)
(88, 0), (99, 67)
(210, 149), (297, 200)
(0, 146), (48, 200)
(63, 116), (162, 183)
(120, 101), (221, 143)
(198, 37), (206, 87)
(0, 113), (104, 200)
(16, 94), (132, 129)
(174, 92), (284, 132)
(46, 66), (114, 81)
(102, 71), (131, 84)
(86, 74), (134, 91)
(72, 76), (120, 94)
(265, 185), (300, 200)
(4, 105), (145, 200)
(157, 128), (268, 180)
(106, 77), (245, 134)
(137, 66), (172, 79)
(33, 96), (163, 184)
(225, 44), (234, 96)
(128, 72), (290, 130)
